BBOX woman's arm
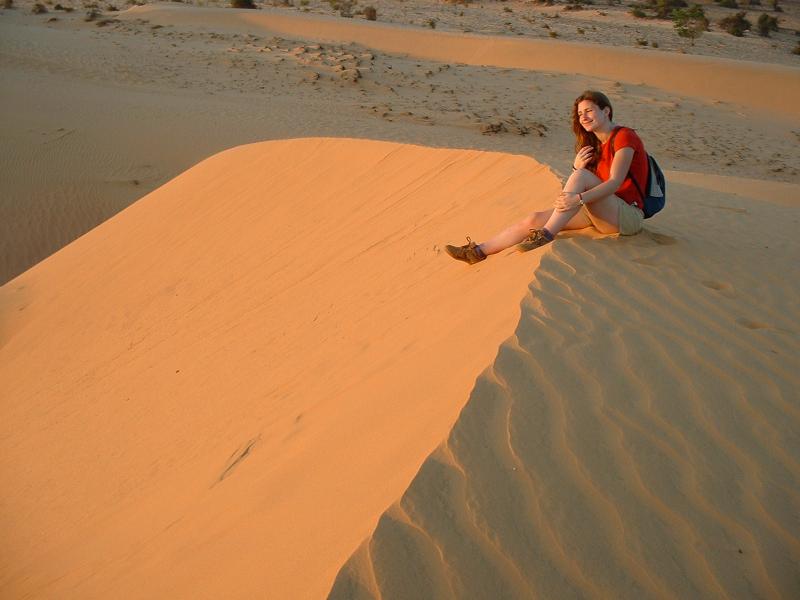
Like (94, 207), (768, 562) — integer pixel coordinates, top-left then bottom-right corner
(555, 146), (634, 211)
(580, 146), (634, 204)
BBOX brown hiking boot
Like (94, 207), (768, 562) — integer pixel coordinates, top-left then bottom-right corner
(445, 236), (486, 265)
(517, 229), (553, 252)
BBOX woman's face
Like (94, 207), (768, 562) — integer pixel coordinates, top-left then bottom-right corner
(577, 100), (609, 132)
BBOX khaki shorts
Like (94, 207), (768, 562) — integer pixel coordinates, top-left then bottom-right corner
(617, 197), (644, 235)
(582, 196), (644, 236)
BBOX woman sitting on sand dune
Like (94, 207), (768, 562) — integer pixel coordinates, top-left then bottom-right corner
(446, 90), (647, 264)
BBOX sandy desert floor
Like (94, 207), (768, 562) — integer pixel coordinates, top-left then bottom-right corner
(1, 2), (799, 599)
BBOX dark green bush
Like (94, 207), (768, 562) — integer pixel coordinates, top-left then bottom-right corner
(719, 11), (751, 35)
(718, 0), (737, 8)
(756, 12), (778, 35)
(654, 0), (687, 19)
(231, 0), (256, 8)
(673, 5), (709, 43)
(363, 4), (376, 19)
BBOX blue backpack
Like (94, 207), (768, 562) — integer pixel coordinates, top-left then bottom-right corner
(610, 127), (665, 219)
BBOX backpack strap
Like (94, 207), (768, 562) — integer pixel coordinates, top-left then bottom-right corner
(608, 126), (645, 203)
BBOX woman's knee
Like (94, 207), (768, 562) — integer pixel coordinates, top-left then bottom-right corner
(523, 211), (550, 228)
(568, 168), (602, 191)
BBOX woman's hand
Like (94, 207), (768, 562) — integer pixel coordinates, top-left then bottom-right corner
(555, 191), (581, 212)
(573, 146), (594, 171)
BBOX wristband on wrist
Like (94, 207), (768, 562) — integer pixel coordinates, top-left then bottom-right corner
(578, 193), (585, 205)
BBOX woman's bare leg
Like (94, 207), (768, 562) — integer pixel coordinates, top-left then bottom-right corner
(480, 168), (609, 255)
(467, 168), (625, 258)
(479, 208), (592, 255)
(543, 168), (621, 235)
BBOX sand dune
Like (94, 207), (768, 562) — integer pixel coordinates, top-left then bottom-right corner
(330, 177), (800, 599)
(0, 138), (562, 599)
(3, 5), (800, 599)
(123, 4), (800, 117)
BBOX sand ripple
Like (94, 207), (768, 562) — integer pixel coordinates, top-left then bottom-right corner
(330, 181), (800, 599)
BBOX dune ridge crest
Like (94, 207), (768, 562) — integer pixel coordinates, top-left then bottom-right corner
(0, 137), (563, 599)
(122, 4), (800, 117)
(330, 179), (800, 599)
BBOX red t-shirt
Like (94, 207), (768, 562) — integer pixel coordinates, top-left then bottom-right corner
(593, 126), (648, 210)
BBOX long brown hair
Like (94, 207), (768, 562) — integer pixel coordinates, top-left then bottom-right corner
(572, 90), (613, 170)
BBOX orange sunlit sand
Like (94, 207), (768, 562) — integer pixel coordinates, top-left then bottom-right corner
(1, 2), (799, 599)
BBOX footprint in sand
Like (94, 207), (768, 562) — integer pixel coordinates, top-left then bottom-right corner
(735, 317), (769, 330)
(701, 280), (737, 298)
(644, 230), (678, 245)
(705, 204), (749, 215)
(631, 251), (684, 269)
(632, 255), (660, 267)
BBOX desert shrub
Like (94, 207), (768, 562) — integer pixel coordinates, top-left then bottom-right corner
(426, 17), (436, 28)
(673, 5), (709, 43)
(32, 2), (47, 12)
(741, 0), (759, 5)
(84, 7), (98, 19)
(756, 12), (778, 35)
(652, 40), (659, 47)
(106, 3), (117, 9)
(767, 0), (780, 11)
(654, 0), (686, 19)
(718, 0), (737, 8)
(630, 6), (647, 17)
(364, 4), (375, 19)
(576, 26), (585, 33)
(549, 30), (559, 37)
(719, 11), (751, 35)
(3, 0), (12, 8)
(230, 0), (256, 7)
(793, 42), (800, 54)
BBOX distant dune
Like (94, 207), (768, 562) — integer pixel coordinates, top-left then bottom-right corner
(123, 4), (800, 117)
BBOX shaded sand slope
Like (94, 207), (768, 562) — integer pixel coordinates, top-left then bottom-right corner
(123, 5), (800, 117)
(330, 180), (800, 599)
(0, 139), (561, 599)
